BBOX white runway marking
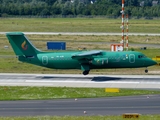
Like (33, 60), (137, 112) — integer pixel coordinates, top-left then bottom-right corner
(0, 73), (160, 89)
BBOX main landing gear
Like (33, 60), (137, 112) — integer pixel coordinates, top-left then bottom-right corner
(145, 68), (148, 73)
(83, 70), (90, 75)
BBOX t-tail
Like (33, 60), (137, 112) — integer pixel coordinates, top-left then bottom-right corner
(6, 32), (41, 56)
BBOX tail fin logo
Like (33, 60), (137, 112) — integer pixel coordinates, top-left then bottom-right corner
(21, 41), (28, 50)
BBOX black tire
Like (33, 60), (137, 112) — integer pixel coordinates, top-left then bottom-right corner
(145, 69), (148, 73)
(83, 70), (89, 75)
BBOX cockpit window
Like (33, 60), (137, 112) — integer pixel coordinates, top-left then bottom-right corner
(138, 55), (146, 58)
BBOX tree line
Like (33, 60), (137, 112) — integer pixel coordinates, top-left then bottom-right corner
(0, 0), (160, 18)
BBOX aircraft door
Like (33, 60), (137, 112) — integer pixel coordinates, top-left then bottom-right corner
(42, 56), (48, 65)
(129, 54), (135, 63)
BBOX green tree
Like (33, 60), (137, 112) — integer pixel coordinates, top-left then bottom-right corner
(40, 8), (51, 16)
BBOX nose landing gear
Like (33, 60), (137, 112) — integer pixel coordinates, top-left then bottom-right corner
(145, 68), (148, 73)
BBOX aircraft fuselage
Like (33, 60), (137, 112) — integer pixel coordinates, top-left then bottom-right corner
(18, 50), (156, 70)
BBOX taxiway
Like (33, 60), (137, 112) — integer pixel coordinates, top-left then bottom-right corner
(0, 95), (159, 116)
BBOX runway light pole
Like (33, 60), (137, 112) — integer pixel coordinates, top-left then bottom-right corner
(120, 0), (125, 50)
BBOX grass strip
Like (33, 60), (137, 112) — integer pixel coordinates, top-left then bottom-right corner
(0, 18), (160, 33)
(0, 86), (160, 101)
(0, 115), (160, 120)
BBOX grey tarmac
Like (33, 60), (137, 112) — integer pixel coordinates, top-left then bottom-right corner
(0, 95), (159, 116)
(0, 73), (160, 89)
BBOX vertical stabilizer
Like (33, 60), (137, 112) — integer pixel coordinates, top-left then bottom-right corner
(6, 32), (41, 56)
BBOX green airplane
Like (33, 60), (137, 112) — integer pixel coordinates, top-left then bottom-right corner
(6, 32), (157, 75)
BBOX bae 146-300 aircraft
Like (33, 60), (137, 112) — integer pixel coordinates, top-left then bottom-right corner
(6, 32), (157, 75)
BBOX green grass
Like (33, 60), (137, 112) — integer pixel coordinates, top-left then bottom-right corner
(0, 115), (160, 120)
(138, 49), (160, 58)
(0, 18), (160, 33)
(0, 86), (159, 100)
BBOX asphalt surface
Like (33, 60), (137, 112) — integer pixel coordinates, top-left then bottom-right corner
(0, 95), (159, 116)
(0, 73), (160, 116)
(0, 73), (160, 89)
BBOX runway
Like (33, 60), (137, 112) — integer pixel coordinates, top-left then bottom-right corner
(0, 95), (159, 116)
(0, 73), (160, 116)
(0, 73), (160, 89)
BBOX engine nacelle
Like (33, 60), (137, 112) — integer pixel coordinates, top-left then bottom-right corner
(91, 58), (108, 66)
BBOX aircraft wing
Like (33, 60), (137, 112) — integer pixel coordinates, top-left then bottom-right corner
(72, 50), (103, 60)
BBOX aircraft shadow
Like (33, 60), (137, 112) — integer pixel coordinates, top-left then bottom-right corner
(36, 76), (123, 82)
(36, 76), (159, 82)
(91, 77), (122, 82)
(37, 76), (93, 80)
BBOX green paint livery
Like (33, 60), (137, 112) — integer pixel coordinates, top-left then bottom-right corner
(6, 32), (157, 75)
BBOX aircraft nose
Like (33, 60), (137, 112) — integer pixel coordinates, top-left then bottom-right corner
(146, 59), (157, 66)
(152, 60), (158, 65)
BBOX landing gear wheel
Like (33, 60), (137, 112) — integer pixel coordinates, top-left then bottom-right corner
(145, 69), (148, 73)
(83, 70), (90, 75)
